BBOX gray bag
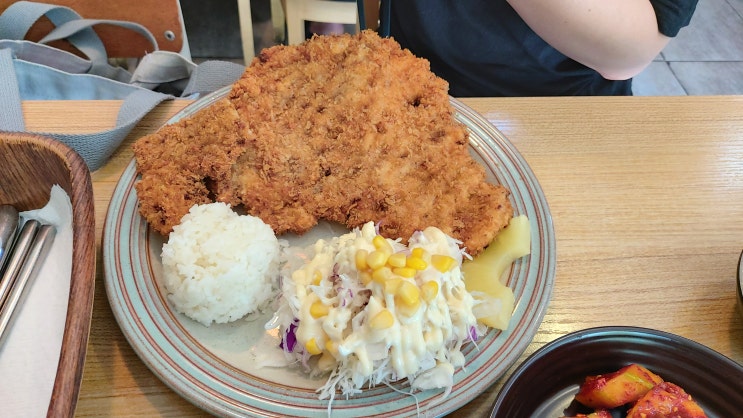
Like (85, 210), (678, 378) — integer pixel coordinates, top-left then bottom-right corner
(0, 1), (245, 170)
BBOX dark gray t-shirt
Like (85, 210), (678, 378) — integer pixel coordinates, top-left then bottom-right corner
(650, 0), (698, 36)
(389, 0), (698, 97)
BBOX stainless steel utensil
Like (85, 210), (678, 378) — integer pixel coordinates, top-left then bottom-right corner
(0, 218), (38, 311)
(0, 205), (20, 274)
(0, 218), (56, 345)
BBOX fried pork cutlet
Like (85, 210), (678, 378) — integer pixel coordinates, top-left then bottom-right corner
(133, 30), (513, 255)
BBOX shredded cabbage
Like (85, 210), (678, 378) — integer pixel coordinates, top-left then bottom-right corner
(266, 222), (484, 402)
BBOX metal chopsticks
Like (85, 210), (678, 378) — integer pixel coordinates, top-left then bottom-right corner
(0, 205), (56, 345)
(0, 205), (19, 272)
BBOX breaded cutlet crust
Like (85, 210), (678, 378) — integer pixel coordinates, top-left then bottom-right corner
(133, 30), (513, 255)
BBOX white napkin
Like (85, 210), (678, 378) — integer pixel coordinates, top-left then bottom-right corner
(0, 185), (73, 417)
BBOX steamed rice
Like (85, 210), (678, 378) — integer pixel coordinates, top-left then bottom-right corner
(161, 202), (280, 326)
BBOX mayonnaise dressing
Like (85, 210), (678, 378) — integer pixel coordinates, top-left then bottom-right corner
(272, 221), (481, 399)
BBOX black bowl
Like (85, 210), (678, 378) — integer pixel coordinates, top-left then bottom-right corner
(489, 326), (743, 418)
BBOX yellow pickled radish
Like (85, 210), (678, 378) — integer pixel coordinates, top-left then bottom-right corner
(471, 215), (531, 281)
(464, 265), (515, 330)
(462, 215), (530, 330)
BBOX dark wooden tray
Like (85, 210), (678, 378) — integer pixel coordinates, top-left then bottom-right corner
(0, 132), (95, 417)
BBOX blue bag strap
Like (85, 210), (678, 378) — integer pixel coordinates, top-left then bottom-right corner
(0, 2), (246, 170)
(129, 52), (245, 97)
(0, 1), (157, 82)
(0, 1), (111, 66)
(0, 48), (171, 170)
(0, 50), (25, 132)
(39, 18), (160, 81)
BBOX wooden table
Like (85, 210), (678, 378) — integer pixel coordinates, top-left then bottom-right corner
(21, 96), (743, 417)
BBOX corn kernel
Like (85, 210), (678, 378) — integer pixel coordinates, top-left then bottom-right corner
(396, 280), (420, 306)
(325, 340), (339, 355)
(310, 301), (329, 318)
(372, 266), (394, 283)
(312, 270), (323, 285)
(406, 256), (428, 271)
(372, 235), (394, 254)
(305, 338), (322, 355)
(369, 309), (395, 329)
(384, 277), (403, 295)
(359, 270), (373, 286)
(355, 249), (369, 271)
(366, 250), (389, 270)
(318, 352), (336, 371)
(421, 280), (439, 302)
(387, 252), (407, 268)
(431, 254), (456, 273)
(411, 247), (426, 259)
(396, 298), (421, 317)
(392, 267), (417, 278)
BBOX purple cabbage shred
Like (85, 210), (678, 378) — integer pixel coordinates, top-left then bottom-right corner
(469, 325), (478, 342)
(279, 320), (299, 352)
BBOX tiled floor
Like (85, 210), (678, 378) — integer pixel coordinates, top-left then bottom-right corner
(183, 0), (743, 96)
(633, 0), (743, 95)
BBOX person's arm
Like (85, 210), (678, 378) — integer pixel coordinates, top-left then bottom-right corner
(507, 0), (670, 80)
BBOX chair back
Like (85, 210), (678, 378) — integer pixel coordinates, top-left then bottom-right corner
(0, 0), (189, 58)
(281, 0), (390, 46)
(358, 0), (389, 36)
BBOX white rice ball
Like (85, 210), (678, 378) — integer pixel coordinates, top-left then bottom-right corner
(161, 202), (280, 326)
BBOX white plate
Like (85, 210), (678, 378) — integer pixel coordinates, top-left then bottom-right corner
(103, 87), (556, 417)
